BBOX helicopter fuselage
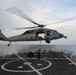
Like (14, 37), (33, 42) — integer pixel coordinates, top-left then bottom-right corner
(0, 28), (67, 46)
(0, 28), (67, 44)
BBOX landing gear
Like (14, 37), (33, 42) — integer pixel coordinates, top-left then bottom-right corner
(7, 42), (12, 46)
(64, 36), (67, 39)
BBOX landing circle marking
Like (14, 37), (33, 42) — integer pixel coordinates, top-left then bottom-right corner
(1, 59), (52, 72)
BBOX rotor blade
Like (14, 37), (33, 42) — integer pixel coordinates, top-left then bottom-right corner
(7, 7), (40, 26)
(48, 17), (76, 25)
(14, 26), (38, 30)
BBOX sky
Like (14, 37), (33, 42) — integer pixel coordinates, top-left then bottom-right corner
(0, 0), (76, 44)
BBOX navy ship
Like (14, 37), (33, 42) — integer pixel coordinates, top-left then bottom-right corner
(0, 49), (76, 75)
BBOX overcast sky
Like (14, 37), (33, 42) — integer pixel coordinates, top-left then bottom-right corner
(0, 0), (76, 44)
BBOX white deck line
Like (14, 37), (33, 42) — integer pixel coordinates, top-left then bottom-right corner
(64, 55), (76, 66)
(15, 54), (43, 75)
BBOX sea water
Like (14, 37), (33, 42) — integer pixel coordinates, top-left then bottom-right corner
(0, 44), (76, 56)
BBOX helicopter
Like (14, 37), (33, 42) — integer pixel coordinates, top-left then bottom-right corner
(0, 7), (67, 46)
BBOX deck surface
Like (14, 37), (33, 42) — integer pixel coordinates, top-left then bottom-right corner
(0, 53), (76, 75)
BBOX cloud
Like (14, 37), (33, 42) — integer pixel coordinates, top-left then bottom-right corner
(0, 0), (19, 10)
(46, 17), (76, 29)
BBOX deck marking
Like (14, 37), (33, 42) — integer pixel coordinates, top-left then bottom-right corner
(18, 66), (23, 69)
(1, 58), (51, 73)
(37, 64), (42, 66)
(15, 54), (43, 75)
(64, 55), (76, 66)
(54, 58), (58, 59)
(69, 63), (73, 65)
(61, 58), (64, 59)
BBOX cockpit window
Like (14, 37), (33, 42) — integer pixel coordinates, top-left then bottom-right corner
(54, 30), (58, 34)
(47, 31), (50, 35)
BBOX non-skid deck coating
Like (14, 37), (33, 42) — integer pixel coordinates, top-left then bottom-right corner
(0, 53), (76, 75)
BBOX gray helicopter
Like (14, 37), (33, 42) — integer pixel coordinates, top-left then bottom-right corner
(0, 7), (67, 46)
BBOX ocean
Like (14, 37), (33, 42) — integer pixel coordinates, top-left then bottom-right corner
(0, 44), (76, 56)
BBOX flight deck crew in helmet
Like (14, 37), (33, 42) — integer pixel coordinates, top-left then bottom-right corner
(37, 49), (41, 60)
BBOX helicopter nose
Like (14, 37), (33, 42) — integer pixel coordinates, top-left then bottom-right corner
(59, 33), (64, 38)
(59, 33), (67, 39)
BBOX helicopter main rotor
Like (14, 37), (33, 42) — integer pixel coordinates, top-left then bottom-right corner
(7, 7), (76, 30)
(7, 7), (46, 29)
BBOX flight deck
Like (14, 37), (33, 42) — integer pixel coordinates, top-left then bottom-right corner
(0, 51), (76, 75)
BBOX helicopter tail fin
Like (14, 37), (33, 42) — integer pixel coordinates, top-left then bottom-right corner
(0, 30), (6, 40)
